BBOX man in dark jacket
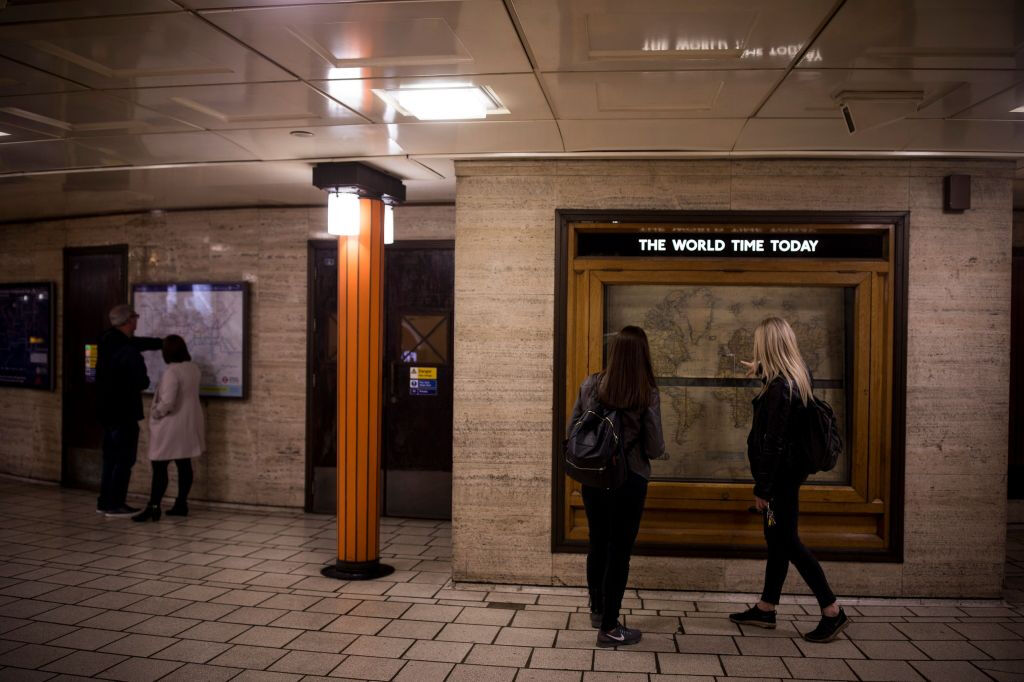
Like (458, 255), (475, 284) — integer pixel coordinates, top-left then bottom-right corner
(96, 304), (163, 516)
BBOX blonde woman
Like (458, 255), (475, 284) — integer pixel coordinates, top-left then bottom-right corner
(729, 317), (849, 643)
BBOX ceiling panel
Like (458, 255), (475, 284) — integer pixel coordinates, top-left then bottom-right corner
(511, 0), (835, 72)
(0, 91), (200, 139)
(217, 124), (403, 161)
(0, 56), (84, 97)
(760, 69), (1024, 129)
(0, 121), (59, 144)
(111, 82), (367, 130)
(202, 0), (531, 80)
(389, 120), (563, 154)
(954, 81), (1024, 121)
(414, 157), (456, 178)
(71, 131), (257, 165)
(313, 74), (552, 123)
(803, 0), (1024, 69)
(560, 119), (745, 151)
(542, 70), (783, 119)
(0, 138), (126, 173)
(906, 119), (1024, 153)
(0, 0), (178, 24)
(0, 12), (293, 89)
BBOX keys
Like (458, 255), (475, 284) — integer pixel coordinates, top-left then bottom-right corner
(766, 503), (777, 527)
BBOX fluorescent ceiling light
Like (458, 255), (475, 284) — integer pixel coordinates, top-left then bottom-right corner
(1012, 105), (1024, 113)
(373, 85), (506, 121)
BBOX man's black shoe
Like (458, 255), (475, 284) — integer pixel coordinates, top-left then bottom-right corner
(596, 624), (642, 647)
(589, 612), (602, 628)
(803, 607), (850, 643)
(729, 605), (777, 629)
(104, 505), (139, 517)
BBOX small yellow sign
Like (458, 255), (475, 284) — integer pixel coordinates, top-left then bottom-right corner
(409, 367), (437, 380)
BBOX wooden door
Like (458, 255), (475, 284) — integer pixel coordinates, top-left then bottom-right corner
(307, 240), (339, 513)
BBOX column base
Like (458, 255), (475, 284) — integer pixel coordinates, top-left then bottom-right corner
(321, 559), (395, 581)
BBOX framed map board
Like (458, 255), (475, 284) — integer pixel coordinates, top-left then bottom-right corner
(0, 282), (55, 390)
(132, 282), (249, 399)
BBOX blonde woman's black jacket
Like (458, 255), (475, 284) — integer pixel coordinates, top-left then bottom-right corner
(747, 376), (806, 500)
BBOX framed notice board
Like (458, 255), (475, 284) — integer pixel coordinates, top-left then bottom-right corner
(132, 282), (249, 399)
(0, 282), (55, 390)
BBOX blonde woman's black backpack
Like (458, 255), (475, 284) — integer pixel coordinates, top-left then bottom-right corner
(799, 395), (843, 474)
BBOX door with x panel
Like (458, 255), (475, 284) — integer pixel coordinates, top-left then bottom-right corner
(383, 241), (454, 519)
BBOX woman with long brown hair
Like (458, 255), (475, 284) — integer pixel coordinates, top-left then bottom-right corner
(567, 325), (665, 647)
(730, 317), (849, 642)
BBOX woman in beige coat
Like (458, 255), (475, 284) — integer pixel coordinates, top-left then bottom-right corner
(133, 335), (204, 522)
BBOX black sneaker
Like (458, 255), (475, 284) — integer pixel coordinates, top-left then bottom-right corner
(803, 607), (850, 643)
(104, 505), (139, 517)
(729, 605), (777, 629)
(597, 624), (642, 647)
(589, 612), (602, 628)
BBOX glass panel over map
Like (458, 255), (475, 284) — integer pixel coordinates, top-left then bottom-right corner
(605, 284), (851, 485)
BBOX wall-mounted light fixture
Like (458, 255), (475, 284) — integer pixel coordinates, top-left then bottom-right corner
(312, 162), (406, 239)
(383, 202), (395, 245)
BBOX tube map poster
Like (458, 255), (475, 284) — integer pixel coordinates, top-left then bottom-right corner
(0, 283), (54, 390)
(133, 283), (247, 399)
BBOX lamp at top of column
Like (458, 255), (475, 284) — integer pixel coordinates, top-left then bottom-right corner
(383, 201), (395, 245)
(327, 190), (361, 236)
(312, 162), (407, 237)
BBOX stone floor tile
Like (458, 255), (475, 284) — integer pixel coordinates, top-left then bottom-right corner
(157, 662), (242, 682)
(306, 598), (360, 615)
(0, 669), (58, 681)
(41, 650), (126, 676)
(582, 673), (649, 682)
(674, 634), (739, 655)
(31, 605), (104, 626)
(783, 656), (858, 680)
(512, 611), (569, 630)
(282, 630), (355, 654)
(2, 622), (78, 644)
(163, 585), (230, 603)
(677, 617), (740, 636)
(0, 600), (62, 620)
(95, 656), (184, 681)
(793, 638), (863, 658)
(213, 591), (275, 608)
(528, 647), (592, 671)
(892, 622), (965, 640)
(401, 604), (463, 623)
(342, 635), (413, 659)
(126, 615), (199, 637)
(266, 611), (335, 631)
(404, 639), (473, 663)
(457, 607), (516, 626)
(720, 654), (789, 678)
(266, 650), (345, 675)
(348, 601), (411, 619)
(621, 615), (680, 633)
(852, 639), (927, 659)
(47, 627), (127, 651)
(656, 653), (724, 676)
(911, 660), (995, 682)
(73, 610), (151, 632)
(329, 654), (407, 681)
(447, 663), (518, 682)
(122, 596), (193, 616)
(912, 639), (990, 659)
(76, 593), (147, 610)
(227, 670), (301, 682)
(0, 644), (74, 668)
(207, 644), (288, 670)
(466, 644), (533, 668)
(972, 639), (1024, 658)
(150, 638), (232, 663)
(322, 615), (389, 635)
(377, 619), (443, 640)
(842, 622), (908, 640)
(848, 659), (926, 681)
(177, 620), (251, 642)
(948, 622), (1021, 639)
(493, 625), (559, 649)
(392, 659), (454, 681)
(219, 607), (287, 626)
(735, 636), (801, 657)
(230, 625), (303, 648)
(436, 623), (501, 644)
(515, 670), (582, 681)
(592, 650), (655, 673)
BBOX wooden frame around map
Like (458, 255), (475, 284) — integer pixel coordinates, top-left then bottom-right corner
(552, 211), (908, 561)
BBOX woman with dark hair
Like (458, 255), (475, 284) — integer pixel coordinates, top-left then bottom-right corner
(567, 325), (665, 647)
(133, 335), (204, 522)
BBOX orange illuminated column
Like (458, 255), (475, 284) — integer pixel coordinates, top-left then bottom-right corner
(321, 197), (394, 580)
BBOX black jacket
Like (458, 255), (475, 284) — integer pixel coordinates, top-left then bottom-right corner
(96, 328), (162, 427)
(568, 373), (666, 480)
(747, 376), (807, 499)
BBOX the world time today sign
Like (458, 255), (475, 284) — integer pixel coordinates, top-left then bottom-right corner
(577, 230), (887, 260)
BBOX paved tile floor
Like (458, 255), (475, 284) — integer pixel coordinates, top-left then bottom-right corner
(0, 479), (1022, 681)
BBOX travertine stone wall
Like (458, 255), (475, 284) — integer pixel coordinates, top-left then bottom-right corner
(453, 159), (1012, 598)
(0, 204), (452, 507)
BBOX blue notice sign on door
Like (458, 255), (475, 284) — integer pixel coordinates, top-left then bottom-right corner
(409, 378), (438, 396)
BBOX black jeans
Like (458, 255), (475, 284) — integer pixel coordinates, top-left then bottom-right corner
(581, 472), (648, 631)
(149, 459), (194, 508)
(98, 423), (139, 510)
(761, 485), (836, 609)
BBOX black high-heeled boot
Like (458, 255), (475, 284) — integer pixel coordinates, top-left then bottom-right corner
(132, 505), (161, 522)
(166, 501), (188, 517)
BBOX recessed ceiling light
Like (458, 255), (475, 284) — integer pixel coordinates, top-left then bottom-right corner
(290, 130), (314, 137)
(0, 131), (10, 137)
(372, 85), (508, 121)
(1011, 105), (1024, 113)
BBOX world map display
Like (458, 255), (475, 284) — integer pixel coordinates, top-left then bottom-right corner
(133, 283), (247, 398)
(605, 284), (849, 484)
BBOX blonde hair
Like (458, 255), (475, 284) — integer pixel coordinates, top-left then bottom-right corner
(752, 317), (812, 406)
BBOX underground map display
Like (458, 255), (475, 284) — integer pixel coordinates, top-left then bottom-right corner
(133, 283), (248, 399)
(605, 284), (850, 485)
(0, 283), (54, 390)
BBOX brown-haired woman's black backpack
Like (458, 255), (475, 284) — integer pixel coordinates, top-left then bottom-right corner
(565, 398), (628, 490)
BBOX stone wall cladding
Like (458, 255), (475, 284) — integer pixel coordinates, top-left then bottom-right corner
(0, 205), (452, 507)
(453, 159), (1013, 598)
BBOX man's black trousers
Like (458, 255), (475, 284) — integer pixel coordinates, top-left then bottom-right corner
(97, 423), (139, 511)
